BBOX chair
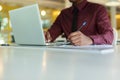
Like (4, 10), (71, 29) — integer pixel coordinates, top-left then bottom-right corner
(112, 28), (118, 45)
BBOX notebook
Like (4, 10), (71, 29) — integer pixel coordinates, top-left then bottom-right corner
(9, 4), (54, 46)
(48, 44), (114, 54)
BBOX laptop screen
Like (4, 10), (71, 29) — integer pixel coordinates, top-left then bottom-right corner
(9, 4), (46, 45)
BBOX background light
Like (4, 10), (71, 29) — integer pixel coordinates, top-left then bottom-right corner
(0, 5), (3, 11)
(106, 0), (120, 6)
(41, 10), (46, 16)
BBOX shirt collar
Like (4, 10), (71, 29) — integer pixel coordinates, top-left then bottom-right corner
(71, 0), (87, 12)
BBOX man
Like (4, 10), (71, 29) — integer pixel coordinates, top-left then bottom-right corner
(45, 0), (114, 46)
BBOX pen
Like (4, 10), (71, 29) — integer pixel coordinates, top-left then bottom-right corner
(65, 21), (87, 45)
(77, 21), (87, 31)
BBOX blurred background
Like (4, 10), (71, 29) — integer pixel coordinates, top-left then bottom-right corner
(0, 0), (120, 44)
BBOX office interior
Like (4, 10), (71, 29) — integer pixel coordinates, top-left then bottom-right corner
(0, 1), (120, 80)
(0, 0), (120, 44)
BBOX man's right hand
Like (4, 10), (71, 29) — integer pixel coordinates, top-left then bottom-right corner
(44, 31), (52, 42)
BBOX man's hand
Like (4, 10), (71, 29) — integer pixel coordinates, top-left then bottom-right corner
(68, 31), (93, 46)
(44, 31), (52, 42)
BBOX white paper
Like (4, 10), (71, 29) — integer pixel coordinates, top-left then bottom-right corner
(50, 45), (114, 54)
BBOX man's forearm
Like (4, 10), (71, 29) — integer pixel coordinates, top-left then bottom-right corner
(89, 33), (114, 45)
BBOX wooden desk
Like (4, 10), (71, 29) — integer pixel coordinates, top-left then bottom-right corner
(0, 45), (120, 80)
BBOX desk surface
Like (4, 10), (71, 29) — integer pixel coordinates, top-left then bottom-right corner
(0, 45), (120, 80)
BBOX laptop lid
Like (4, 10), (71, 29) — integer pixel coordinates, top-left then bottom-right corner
(9, 4), (46, 46)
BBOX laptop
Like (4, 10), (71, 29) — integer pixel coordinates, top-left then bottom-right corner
(9, 4), (52, 46)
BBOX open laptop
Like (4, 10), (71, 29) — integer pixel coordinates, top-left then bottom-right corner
(9, 4), (53, 46)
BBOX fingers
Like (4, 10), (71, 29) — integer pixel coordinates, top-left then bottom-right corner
(68, 31), (93, 46)
(68, 31), (81, 39)
(68, 31), (82, 45)
(69, 34), (81, 42)
(44, 31), (52, 42)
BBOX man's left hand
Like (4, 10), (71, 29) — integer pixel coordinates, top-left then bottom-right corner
(68, 31), (93, 46)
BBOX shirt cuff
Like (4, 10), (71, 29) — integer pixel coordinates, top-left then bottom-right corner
(89, 35), (102, 45)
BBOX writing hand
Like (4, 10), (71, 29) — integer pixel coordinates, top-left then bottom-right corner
(68, 31), (93, 46)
